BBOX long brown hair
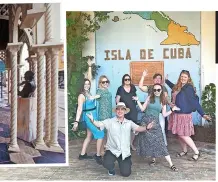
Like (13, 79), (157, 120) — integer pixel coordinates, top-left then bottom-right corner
(172, 70), (194, 92)
(149, 83), (166, 105)
(79, 78), (91, 96)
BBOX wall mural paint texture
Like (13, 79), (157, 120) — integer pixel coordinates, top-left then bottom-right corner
(96, 11), (201, 124)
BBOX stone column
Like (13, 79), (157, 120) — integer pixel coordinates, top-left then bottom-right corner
(31, 45), (48, 150)
(44, 3), (54, 43)
(44, 3), (54, 144)
(31, 55), (38, 98)
(7, 68), (11, 105)
(44, 51), (51, 144)
(6, 42), (23, 152)
(48, 44), (64, 153)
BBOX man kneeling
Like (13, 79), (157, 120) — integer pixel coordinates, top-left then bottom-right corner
(86, 102), (153, 177)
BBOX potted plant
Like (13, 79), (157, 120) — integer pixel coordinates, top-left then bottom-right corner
(192, 83), (216, 143)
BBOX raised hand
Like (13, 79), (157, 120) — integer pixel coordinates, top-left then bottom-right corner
(165, 74), (168, 81)
(87, 59), (92, 67)
(142, 69), (148, 77)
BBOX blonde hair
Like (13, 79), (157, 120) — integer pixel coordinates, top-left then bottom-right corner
(98, 75), (110, 88)
(173, 70), (194, 92)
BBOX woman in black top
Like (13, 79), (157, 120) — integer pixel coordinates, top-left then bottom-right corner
(116, 74), (137, 150)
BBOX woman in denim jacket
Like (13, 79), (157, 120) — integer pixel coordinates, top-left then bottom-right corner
(165, 70), (211, 161)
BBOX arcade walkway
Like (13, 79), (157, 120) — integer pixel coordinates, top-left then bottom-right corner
(0, 87), (66, 164)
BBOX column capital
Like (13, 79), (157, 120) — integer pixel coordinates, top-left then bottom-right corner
(7, 42), (23, 54)
(43, 43), (63, 56)
(31, 44), (48, 56)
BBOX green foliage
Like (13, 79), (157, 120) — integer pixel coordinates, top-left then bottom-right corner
(67, 12), (109, 139)
(201, 83), (216, 127)
(66, 12), (109, 84)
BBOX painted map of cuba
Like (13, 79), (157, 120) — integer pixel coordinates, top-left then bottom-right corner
(112, 11), (200, 46)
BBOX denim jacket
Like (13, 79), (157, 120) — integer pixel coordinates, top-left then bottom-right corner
(165, 79), (205, 117)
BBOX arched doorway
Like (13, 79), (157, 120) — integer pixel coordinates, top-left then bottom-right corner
(19, 43), (29, 82)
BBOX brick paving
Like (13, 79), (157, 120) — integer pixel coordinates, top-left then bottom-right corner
(0, 86), (215, 180)
(0, 134), (215, 180)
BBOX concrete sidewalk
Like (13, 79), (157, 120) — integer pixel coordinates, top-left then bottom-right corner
(0, 134), (215, 180)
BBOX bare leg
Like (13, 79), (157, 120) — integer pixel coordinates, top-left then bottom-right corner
(81, 129), (92, 155)
(179, 136), (199, 154)
(96, 138), (103, 156)
(159, 113), (167, 146)
(165, 155), (173, 167)
(178, 136), (188, 152)
(165, 155), (178, 171)
(101, 136), (107, 155)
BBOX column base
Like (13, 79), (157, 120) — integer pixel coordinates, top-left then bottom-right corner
(44, 136), (50, 146)
(48, 144), (64, 153)
(8, 144), (20, 153)
(32, 140), (49, 151)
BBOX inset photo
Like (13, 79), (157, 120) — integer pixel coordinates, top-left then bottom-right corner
(0, 3), (66, 165)
(67, 11), (215, 180)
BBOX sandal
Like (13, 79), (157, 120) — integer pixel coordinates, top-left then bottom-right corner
(190, 152), (201, 161)
(176, 151), (188, 157)
(149, 159), (156, 166)
(170, 165), (178, 172)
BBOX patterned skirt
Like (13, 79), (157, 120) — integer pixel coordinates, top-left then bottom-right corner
(168, 113), (195, 136)
(136, 114), (169, 157)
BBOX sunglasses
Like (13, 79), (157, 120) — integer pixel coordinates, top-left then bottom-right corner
(124, 78), (131, 81)
(153, 89), (162, 92)
(101, 80), (109, 84)
(182, 70), (190, 73)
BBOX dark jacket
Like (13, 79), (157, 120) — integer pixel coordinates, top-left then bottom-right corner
(165, 79), (205, 117)
(18, 81), (36, 98)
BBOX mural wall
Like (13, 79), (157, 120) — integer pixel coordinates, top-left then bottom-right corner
(96, 11), (201, 124)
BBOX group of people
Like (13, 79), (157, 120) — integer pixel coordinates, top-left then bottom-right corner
(72, 69), (211, 177)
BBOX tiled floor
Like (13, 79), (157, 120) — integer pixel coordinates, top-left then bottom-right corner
(0, 107), (66, 164)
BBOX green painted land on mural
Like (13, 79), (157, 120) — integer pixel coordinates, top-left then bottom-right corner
(150, 11), (171, 32)
(123, 11), (170, 32)
(121, 11), (200, 46)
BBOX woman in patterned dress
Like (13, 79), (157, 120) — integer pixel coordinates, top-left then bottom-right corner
(97, 75), (112, 120)
(165, 70), (211, 161)
(96, 75), (112, 150)
(133, 84), (179, 171)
